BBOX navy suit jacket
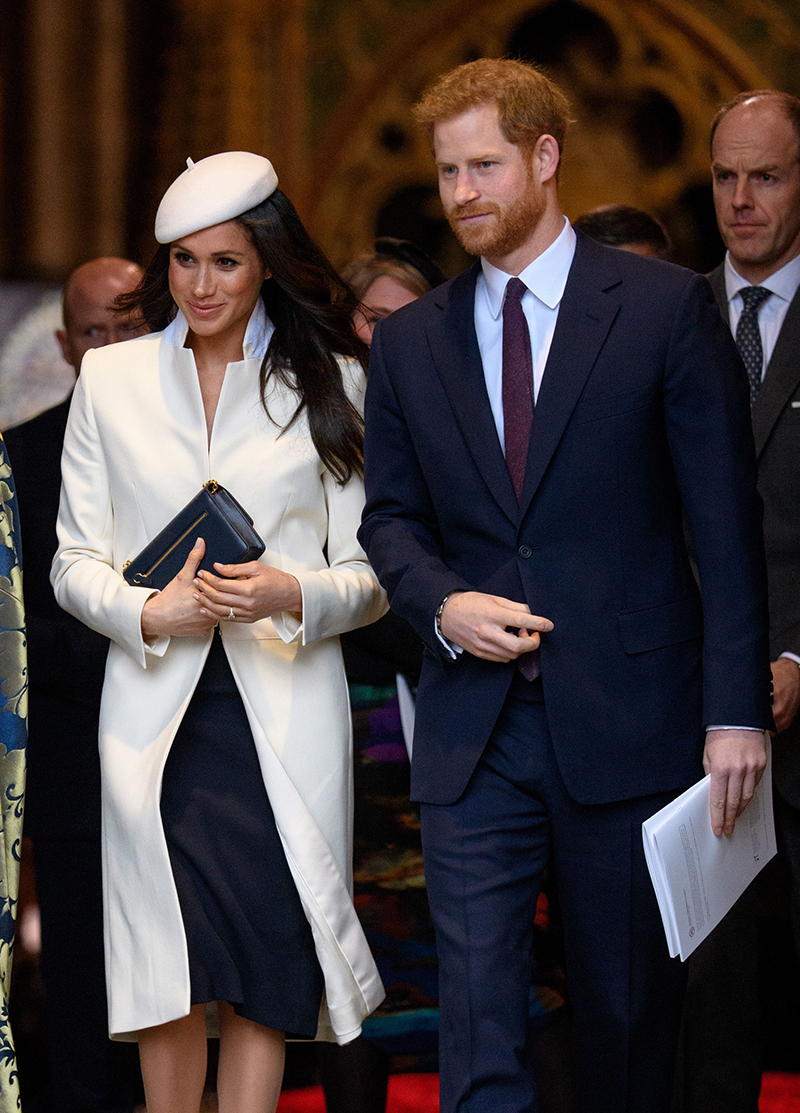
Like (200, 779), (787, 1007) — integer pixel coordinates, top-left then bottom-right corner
(359, 232), (773, 807)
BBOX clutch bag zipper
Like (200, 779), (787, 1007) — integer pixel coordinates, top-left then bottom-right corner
(124, 481), (220, 582)
(133, 511), (209, 583)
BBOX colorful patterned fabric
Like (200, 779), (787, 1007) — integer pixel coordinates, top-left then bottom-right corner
(348, 683), (566, 1065)
(0, 436), (26, 1111)
(348, 683), (439, 1061)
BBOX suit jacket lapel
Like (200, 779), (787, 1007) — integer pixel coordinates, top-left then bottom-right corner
(706, 264), (728, 320)
(518, 233), (621, 519)
(427, 263), (519, 525)
(708, 261), (800, 457)
(752, 285), (800, 457)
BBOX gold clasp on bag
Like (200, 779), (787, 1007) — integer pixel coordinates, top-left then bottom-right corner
(204, 479), (220, 494)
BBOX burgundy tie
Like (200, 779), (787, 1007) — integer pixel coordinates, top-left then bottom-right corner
(502, 277), (534, 500)
(502, 277), (540, 681)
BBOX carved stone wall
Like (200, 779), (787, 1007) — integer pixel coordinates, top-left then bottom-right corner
(304, 0), (782, 271)
(2, 0), (800, 280)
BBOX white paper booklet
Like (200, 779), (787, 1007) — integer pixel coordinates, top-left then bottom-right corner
(642, 736), (776, 961)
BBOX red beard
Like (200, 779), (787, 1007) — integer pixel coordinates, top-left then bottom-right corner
(446, 187), (546, 260)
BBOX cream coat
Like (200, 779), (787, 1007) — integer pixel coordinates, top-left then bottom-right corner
(51, 304), (387, 1041)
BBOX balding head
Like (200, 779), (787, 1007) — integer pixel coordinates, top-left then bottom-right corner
(711, 93), (800, 283)
(56, 257), (146, 374)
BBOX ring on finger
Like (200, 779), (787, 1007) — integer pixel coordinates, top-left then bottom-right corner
(227, 607), (236, 621)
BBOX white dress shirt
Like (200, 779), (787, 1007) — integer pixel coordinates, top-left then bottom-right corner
(475, 217), (576, 449)
(724, 251), (800, 378)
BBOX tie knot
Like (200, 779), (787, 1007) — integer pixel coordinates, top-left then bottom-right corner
(739, 285), (772, 312)
(505, 277), (527, 303)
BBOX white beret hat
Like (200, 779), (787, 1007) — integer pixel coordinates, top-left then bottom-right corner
(154, 151), (278, 244)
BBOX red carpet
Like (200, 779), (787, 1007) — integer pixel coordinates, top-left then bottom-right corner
(278, 1074), (439, 1112)
(278, 1072), (800, 1112)
(760, 1073), (800, 1112)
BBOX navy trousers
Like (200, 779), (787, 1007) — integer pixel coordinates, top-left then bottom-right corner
(421, 675), (688, 1113)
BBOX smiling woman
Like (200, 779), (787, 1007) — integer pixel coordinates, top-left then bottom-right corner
(51, 152), (386, 1113)
(169, 225), (268, 343)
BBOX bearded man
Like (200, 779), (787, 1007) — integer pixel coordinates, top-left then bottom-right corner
(358, 59), (773, 1113)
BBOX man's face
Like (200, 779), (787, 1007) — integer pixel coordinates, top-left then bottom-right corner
(434, 103), (546, 267)
(57, 260), (145, 373)
(712, 100), (800, 283)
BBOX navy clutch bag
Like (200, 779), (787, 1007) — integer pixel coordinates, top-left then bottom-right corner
(122, 480), (265, 590)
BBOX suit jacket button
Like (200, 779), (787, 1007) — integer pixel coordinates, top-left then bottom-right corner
(518, 545), (533, 559)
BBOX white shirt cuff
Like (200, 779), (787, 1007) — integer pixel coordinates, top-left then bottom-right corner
(705, 725), (763, 732)
(434, 617), (463, 659)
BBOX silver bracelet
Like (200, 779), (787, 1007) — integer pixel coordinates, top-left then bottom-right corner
(436, 591), (456, 637)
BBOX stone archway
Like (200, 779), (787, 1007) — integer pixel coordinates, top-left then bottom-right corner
(307, 0), (776, 271)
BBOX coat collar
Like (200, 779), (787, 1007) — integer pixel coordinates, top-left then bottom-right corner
(517, 231), (621, 519)
(162, 298), (273, 359)
(426, 231), (621, 524)
(478, 218), (576, 316)
(429, 262), (519, 524)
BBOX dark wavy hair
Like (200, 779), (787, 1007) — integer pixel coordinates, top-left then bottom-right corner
(117, 190), (368, 483)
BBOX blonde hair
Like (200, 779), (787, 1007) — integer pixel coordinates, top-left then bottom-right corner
(342, 255), (432, 302)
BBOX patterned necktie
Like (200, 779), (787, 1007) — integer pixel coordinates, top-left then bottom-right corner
(735, 286), (772, 406)
(502, 277), (540, 681)
(502, 277), (534, 500)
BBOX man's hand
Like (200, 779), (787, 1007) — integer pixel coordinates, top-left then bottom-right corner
(439, 591), (553, 662)
(702, 728), (767, 837)
(771, 657), (800, 733)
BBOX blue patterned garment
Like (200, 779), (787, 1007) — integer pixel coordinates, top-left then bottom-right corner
(0, 436), (26, 1111)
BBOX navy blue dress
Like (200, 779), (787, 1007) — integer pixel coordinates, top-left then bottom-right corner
(159, 630), (324, 1036)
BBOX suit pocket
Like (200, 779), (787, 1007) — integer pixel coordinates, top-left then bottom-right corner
(573, 385), (653, 424)
(618, 597), (702, 654)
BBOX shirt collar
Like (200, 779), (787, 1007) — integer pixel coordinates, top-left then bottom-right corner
(724, 251), (800, 306)
(479, 216), (577, 320)
(162, 298), (273, 359)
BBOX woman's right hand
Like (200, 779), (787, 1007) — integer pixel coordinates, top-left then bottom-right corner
(140, 538), (218, 640)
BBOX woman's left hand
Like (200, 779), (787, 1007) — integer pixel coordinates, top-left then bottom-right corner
(194, 562), (303, 624)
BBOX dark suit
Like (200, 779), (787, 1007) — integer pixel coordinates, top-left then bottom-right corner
(359, 232), (772, 1113)
(672, 266), (800, 1113)
(4, 398), (140, 1113)
(706, 265), (800, 801)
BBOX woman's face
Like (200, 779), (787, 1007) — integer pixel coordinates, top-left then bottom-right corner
(354, 275), (419, 346)
(168, 221), (268, 345)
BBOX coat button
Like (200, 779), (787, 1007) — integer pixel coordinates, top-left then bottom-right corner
(518, 545), (533, 559)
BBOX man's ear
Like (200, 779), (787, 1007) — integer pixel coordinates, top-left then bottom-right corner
(55, 329), (71, 364)
(534, 134), (561, 184)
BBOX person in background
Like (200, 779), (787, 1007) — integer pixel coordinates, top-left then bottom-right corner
(572, 203), (671, 258)
(673, 89), (800, 1113)
(343, 237), (445, 346)
(317, 238), (439, 1113)
(359, 57), (772, 1113)
(4, 257), (146, 1113)
(52, 152), (385, 1113)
